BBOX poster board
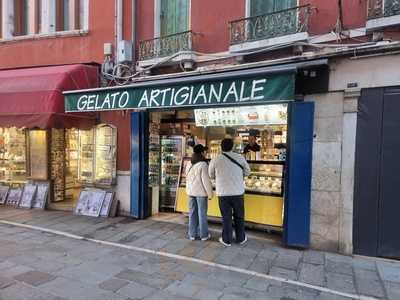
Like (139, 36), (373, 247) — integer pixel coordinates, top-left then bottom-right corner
(0, 186), (9, 205)
(32, 182), (49, 209)
(100, 191), (115, 217)
(19, 184), (37, 209)
(6, 188), (22, 206)
(75, 189), (106, 217)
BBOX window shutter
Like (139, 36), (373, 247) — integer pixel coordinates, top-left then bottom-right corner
(250, 0), (274, 16)
(160, 0), (188, 36)
(275, 0), (296, 11)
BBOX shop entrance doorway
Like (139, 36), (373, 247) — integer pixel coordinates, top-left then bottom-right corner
(355, 87), (400, 259)
(147, 104), (288, 230)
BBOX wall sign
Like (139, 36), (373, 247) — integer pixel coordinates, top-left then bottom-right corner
(64, 73), (294, 112)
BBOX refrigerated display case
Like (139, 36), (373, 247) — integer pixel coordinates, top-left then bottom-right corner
(245, 161), (284, 196)
(148, 134), (160, 187)
(160, 136), (184, 210)
(78, 129), (95, 184)
(95, 124), (117, 186)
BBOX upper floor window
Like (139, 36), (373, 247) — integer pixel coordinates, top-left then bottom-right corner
(159, 0), (189, 36)
(14, 0), (29, 36)
(250, 0), (297, 16)
(0, 0), (88, 39)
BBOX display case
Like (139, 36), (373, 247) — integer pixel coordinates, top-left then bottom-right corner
(148, 133), (160, 187)
(160, 136), (184, 210)
(78, 129), (95, 184)
(245, 161), (284, 196)
(95, 124), (117, 186)
(0, 128), (27, 183)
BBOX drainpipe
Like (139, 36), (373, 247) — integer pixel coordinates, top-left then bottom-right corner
(131, 0), (136, 71)
(115, 0), (123, 61)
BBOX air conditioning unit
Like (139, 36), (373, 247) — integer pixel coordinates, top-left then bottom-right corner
(118, 40), (132, 63)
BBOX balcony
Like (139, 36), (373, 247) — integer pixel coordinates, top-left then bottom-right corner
(138, 31), (198, 69)
(367, 0), (400, 30)
(229, 5), (312, 53)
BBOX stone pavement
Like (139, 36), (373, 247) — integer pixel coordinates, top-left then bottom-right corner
(0, 208), (399, 299)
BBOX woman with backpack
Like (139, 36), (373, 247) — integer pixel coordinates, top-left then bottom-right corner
(186, 144), (213, 241)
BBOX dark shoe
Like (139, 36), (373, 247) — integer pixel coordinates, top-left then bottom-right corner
(238, 235), (248, 245)
(218, 237), (231, 247)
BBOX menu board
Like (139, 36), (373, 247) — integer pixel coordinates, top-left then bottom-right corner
(0, 186), (9, 204)
(19, 184), (37, 208)
(75, 189), (106, 217)
(6, 188), (22, 206)
(29, 130), (48, 180)
(195, 104), (288, 127)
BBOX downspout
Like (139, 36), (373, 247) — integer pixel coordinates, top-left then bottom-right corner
(115, 0), (123, 61)
(131, 0), (136, 71)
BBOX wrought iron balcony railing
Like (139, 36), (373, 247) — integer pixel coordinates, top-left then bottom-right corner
(229, 5), (312, 46)
(368, 0), (400, 19)
(139, 30), (196, 61)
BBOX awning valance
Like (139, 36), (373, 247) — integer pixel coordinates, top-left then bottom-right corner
(0, 64), (99, 129)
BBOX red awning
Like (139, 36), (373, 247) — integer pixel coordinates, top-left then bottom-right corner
(0, 64), (99, 129)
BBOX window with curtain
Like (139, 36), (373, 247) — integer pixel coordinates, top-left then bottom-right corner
(56, 0), (80, 31)
(250, 0), (296, 17)
(13, 0), (29, 36)
(0, 0), (2, 39)
(160, 0), (189, 36)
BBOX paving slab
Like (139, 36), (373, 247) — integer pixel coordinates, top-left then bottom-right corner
(14, 270), (56, 287)
(98, 277), (130, 292)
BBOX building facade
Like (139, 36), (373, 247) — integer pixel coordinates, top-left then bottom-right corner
(1, 0), (400, 258)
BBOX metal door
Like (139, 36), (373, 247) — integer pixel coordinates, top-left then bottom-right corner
(283, 101), (314, 248)
(354, 87), (400, 258)
(378, 89), (400, 258)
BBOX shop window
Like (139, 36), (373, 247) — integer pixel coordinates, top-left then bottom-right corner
(95, 124), (117, 186)
(28, 130), (48, 180)
(0, 128), (27, 183)
(159, 0), (189, 36)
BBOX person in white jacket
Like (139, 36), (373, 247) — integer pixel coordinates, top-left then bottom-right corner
(209, 138), (251, 247)
(186, 144), (213, 241)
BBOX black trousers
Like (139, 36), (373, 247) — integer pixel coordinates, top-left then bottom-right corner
(218, 194), (245, 244)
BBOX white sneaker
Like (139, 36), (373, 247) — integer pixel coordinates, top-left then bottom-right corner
(218, 237), (231, 247)
(239, 235), (248, 245)
(201, 233), (211, 241)
(189, 236), (196, 241)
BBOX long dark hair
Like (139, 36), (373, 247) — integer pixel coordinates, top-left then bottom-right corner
(191, 152), (206, 165)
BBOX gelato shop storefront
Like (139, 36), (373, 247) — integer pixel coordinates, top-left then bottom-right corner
(64, 64), (315, 248)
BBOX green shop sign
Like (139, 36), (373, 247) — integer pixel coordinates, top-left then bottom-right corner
(64, 73), (294, 112)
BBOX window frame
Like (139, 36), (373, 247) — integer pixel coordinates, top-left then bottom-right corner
(245, 0), (299, 18)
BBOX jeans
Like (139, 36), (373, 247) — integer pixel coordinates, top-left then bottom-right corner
(218, 194), (245, 244)
(188, 196), (209, 239)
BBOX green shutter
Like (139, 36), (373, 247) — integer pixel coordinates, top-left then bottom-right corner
(250, 0), (296, 16)
(250, 0), (274, 16)
(275, 0), (296, 11)
(160, 0), (189, 36)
